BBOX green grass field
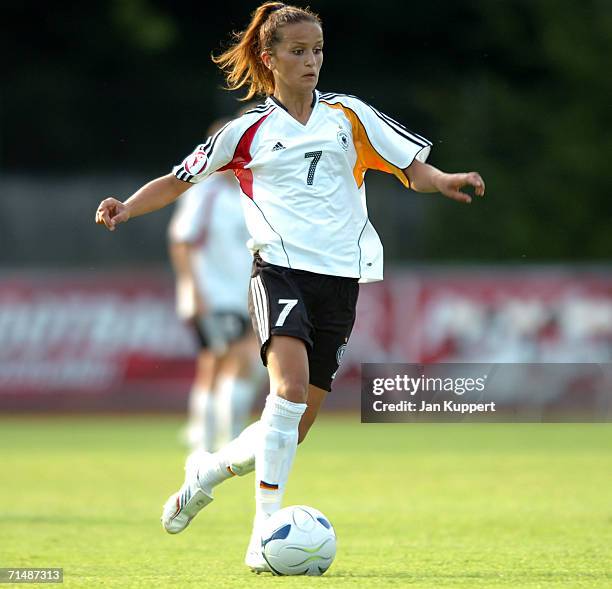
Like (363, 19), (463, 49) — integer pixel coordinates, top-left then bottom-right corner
(0, 417), (610, 588)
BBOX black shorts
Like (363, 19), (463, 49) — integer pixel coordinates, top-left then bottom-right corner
(192, 312), (251, 353)
(248, 255), (359, 392)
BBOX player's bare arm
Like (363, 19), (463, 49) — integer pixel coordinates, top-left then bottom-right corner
(95, 174), (191, 231)
(404, 159), (485, 204)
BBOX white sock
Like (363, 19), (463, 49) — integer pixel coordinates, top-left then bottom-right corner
(187, 388), (215, 452)
(196, 421), (260, 493)
(255, 394), (307, 523)
(216, 377), (258, 447)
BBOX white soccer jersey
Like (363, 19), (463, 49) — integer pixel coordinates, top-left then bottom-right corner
(173, 91), (432, 283)
(168, 172), (252, 315)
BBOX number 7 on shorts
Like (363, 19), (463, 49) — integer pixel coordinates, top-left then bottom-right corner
(275, 299), (298, 327)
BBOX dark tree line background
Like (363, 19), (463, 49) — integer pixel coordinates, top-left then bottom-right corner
(2, 0), (611, 264)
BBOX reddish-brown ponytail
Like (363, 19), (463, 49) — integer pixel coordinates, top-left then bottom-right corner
(212, 2), (321, 100)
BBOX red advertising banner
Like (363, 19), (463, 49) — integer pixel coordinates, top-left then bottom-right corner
(1, 268), (611, 412)
(0, 271), (194, 411)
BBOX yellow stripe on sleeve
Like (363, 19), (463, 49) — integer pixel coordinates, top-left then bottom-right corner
(322, 101), (410, 189)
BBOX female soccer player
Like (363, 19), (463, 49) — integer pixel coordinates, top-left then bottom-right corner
(95, 2), (485, 572)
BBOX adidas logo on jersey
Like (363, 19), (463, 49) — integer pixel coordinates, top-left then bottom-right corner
(272, 142), (286, 151)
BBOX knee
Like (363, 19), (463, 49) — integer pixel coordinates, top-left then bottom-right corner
(275, 379), (308, 404)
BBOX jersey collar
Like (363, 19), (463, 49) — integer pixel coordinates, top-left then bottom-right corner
(266, 91), (319, 127)
(268, 90), (318, 112)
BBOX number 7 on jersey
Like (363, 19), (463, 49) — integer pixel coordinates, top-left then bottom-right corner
(304, 151), (322, 186)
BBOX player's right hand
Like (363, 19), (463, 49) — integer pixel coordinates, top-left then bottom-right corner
(95, 198), (131, 231)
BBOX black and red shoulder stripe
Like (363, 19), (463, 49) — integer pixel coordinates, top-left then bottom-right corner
(219, 110), (274, 198)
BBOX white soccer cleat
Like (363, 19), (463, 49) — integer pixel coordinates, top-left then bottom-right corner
(161, 450), (214, 534)
(245, 547), (271, 574)
(244, 521), (271, 573)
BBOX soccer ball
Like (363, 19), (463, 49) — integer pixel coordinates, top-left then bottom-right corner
(260, 505), (336, 576)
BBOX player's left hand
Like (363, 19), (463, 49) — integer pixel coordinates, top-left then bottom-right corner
(435, 172), (485, 204)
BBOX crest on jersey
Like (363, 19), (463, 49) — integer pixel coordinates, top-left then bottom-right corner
(184, 149), (207, 174)
(337, 129), (349, 151)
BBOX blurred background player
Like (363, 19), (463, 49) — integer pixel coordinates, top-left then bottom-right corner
(168, 117), (265, 452)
